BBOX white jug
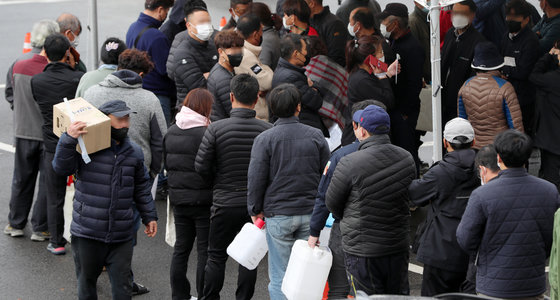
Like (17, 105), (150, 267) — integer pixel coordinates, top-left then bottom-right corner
(281, 239), (333, 300)
(227, 218), (268, 270)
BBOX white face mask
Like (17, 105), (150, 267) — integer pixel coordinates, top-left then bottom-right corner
(70, 31), (80, 48)
(348, 23), (356, 37)
(283, 16), (292, 30)
(380, 23), (391, 39)
(233, 13), (240, 23)
(452, 14), (470, 30)
(192, 23), (213, 41)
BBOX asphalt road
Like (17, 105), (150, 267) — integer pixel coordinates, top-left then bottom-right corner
(0, 0), (542, 299)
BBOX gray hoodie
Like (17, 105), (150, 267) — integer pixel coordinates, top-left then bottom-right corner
(84, 70), (167, 176)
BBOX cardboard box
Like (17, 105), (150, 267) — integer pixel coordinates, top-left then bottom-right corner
(53, 97), (111, 155)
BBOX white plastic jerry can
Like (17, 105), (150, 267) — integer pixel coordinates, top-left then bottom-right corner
(281, 239), (333, 300)
(227, 218), (268, 270)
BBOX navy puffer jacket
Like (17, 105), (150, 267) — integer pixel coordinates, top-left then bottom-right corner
(52, 133), (158, 243)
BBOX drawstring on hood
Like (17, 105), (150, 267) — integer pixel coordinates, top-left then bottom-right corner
(175, 106), (210, 130)
(100, 69), (143, 89)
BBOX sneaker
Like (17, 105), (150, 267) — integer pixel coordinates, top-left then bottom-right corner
(31, 231), (51, 241)
(46, 243), (66, 255)
(3, 225), (24, 237)
(132, 282), (149, 296)
(190, 297), (198, 300)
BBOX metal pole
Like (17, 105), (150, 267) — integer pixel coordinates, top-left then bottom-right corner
(88, 0), (99, 70)
(429, 3), (443, 162)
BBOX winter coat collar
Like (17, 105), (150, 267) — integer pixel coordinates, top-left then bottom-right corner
(230, 107), (257, 119)
(274, 116), (299, 126)
(497, 167), (528, 178)
(138, 12), (163, 28)
(244, 40), (262, 57)
(359, 134), (391, 150)
(311, 5), (333, 22)
(43, 61), (75, 72)
(175, 106), (210, 130)
(101, 70), (143, 89)
(277, 57), (305, 75)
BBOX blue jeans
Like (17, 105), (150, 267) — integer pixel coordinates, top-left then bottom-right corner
(156, 94), (171, 126)
(265, 214), (311, 300)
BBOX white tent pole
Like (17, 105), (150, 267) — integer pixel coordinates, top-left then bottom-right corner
(429, 3), (443, 163)
(88, 0), (99, 70)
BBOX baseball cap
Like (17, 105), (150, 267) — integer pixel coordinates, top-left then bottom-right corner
(352, 105), (390, 134)
(377, 3), (409, 21)
(98, 100), (136, 117)
(444, 118), (475, 143)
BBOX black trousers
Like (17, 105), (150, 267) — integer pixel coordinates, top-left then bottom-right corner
(345, 251), (409, 295)
(72, 236), (134, 300)
(421, 264), (467, 296)
(540, 149), (560, 191)
(8, 138), (48, 231)
(200, 206), (257, 300)
(43, 150), (67, 247)
(327, 222), (350, 299)
(171, 205), (211, 300)
(390, 110), (420, 174)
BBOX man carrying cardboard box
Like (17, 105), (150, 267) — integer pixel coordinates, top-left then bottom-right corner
(31, 33), (84, 255)
(52, 100), (158, 299)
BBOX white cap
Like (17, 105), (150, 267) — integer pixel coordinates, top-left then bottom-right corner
(444, 118), (475, 143)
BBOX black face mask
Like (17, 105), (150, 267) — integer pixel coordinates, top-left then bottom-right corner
(553, 55), (560, 67)
(304, 54), (311, 66)
(507, 20), (522, 33)
(227, 53), (243, 68)
(111, 127), (128, 143)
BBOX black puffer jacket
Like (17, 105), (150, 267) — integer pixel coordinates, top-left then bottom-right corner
(408, 149), (479, 272)
(271, 58), (326, 135)
(167, 33), (218, 106)
(195, 108), (272, 207)
(326, 135), (416, 257)
(208, 63), (234, 121)
(164, 123), (212, 207)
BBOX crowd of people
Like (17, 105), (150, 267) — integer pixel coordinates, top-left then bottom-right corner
(5, 0), (560, 299)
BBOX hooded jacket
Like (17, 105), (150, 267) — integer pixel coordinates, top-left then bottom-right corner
(167, 32), (218, 107)
(326, 135), (416, 257)
(75, 65), (117, 98)
(208, 63), (234, 121)
(458, 70), (524, 149)
(409, 149), (479, 272)
(84, 70), (167, 176)
(52, 133), (157, 243)
(164, 106), (212, 207)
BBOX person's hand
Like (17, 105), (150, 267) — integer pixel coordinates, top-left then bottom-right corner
(67, 121), (87, 139)
(307, 236), (319, 248)
(251, 213), (264, 224)
(387, 60), (401, 78)
(65, 50), (77, 69)
(307, 77), (314, 87)
(144, 221), (157, 237)
(258, 91), (267, 99)
(549, 48), (560, 56)
(203, 72), (210, 79)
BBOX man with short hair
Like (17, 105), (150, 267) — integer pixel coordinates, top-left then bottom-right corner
(223, 0), (252, 30)
(3, 20), (59, 241)
(500, 0), (540, 135)
(235, 14), (274, 121)
(409, 118), (479, 296)
(57, 13), (87, 72)
(336, 0), (381, 28)
(126, 0), (175, 125)
(348, 7), (396, 64)
(307, 100), (386, 299)
(52, 100), (158, 300)
(377, 3), (425, 174)
(306, 0), (348, 67)
(272, 34), (325, 135)
(195, 74), (272, 300)
(457, 130), (560, 299)
(31, 33), (84, 255)
(248, 83), (330, 300)
(533, 0), (560, 54)
(326, 104), (416, 295)
(441, 0), (486, 125)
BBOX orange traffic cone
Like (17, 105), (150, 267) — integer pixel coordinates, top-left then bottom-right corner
(219, 16), (227, 30)
(22, 32), (31, 54)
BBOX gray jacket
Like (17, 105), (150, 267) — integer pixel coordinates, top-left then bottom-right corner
(84, 70), (167, 176)
(260, 26), (281, 70)
(247, 116), (330, 217)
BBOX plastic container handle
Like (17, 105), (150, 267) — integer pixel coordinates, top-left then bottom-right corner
(312, 246), (324, 258)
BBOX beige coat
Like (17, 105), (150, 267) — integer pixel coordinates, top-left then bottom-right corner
(458, 70), (524, 149)
(234, 41), (274, 121)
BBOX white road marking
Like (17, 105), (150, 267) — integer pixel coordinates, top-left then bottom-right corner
(0, 142), (15, 153)
(0, 0), (71, 5)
